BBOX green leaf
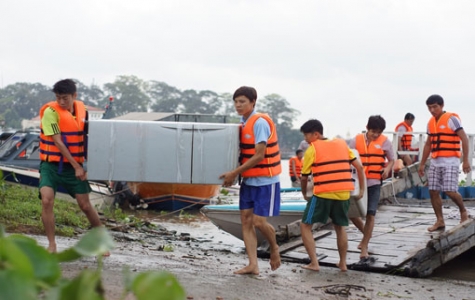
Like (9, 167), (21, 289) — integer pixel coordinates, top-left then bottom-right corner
(0, 270), (37, 300)
(0, 237), (34, 277)
(52, 270), (104, 300)
(57, 227), (114, 262)
(8, 235), (61, 285)
(132, 271), (185, 300)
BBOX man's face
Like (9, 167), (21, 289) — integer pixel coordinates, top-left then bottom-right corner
(366, 129), (383, 142)
(427, 103), (444, 119)
(233, 95), (254, 116)
(303, 132), (318, 143)
(405, 118), (414, 126)
(55, 93), (76, 110)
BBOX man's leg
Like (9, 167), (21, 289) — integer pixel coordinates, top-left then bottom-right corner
(359, 214), (374, 258)
(428, 190), (446, 231)
(40, 186), (57, 253)
(234, 208), (259, 275)
(350, 217), (365, 233)
(76, 193), (103, 228)
(334, 224), (348, 272)
(253, 215), (281, 271)
(300, 222), (319, 271)
(445, 191), (469, 223)
(76, 193), (110, 256)
(402, 154), (413, 166)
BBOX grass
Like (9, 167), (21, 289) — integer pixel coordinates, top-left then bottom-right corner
(0, 182), (90, 237)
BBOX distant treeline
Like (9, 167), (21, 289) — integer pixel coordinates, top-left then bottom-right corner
(0, 75), (302, 154)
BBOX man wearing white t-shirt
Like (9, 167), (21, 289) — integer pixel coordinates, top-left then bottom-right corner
(418, 95), (471, 232)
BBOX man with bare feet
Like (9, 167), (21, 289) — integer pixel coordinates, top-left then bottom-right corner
(299, 120), (365, 272)
(418, 95), (471, 232)
(220, 86), (281, 275)
(39, 79), (108, 255)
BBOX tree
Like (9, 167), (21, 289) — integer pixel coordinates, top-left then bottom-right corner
(74, 79), (105, 107)
(257, 94), (300, 151)
(102, 75), (151, 117)
(148, 81), (182, 112)
(0, 82), (51, 128)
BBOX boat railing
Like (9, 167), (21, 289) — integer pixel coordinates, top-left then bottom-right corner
(384, 131), (474, 186)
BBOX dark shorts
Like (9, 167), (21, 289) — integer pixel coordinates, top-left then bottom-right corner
(367, 185), (381, 216)
(302, 195), (350, 226)
(239, 182), (281, 217)
(39, 161), (91, 199)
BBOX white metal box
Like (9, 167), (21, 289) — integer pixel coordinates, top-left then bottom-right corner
(87, 120), (240, 184)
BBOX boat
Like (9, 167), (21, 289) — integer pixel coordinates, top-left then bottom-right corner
(201, 201), (307, 244)
(0, 131), (111, 207)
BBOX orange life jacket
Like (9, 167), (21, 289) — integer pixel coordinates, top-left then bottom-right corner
(395, 121), (413, 150)
(39, 101), (86, 164)
(288, 156), (302, 177)
(355, 133), (387, 180)
(240, 113), (282, 178)
(310, 139), (354, 194)
(428, 112), (461, 158)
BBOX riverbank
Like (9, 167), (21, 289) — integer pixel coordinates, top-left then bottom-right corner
(24, 216), (475, 300)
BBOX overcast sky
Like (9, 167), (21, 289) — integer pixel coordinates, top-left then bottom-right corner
(1, 0), (475, 138)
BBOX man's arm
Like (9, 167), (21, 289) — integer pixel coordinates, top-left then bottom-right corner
(351, 158), (365, 200)
(457, 128), (472, 174)
(51, 134), (87, 180)
(220, 142), (266, 186)
(417, 138), (431, 176)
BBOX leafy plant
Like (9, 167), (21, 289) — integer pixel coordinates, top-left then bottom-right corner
(0, 225), (185, 300)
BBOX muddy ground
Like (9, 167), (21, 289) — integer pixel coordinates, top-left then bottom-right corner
(27, 216), (475, 300)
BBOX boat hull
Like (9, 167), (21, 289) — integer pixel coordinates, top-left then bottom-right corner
(120, 182), (221, 211)
(201, 202), (306, 244)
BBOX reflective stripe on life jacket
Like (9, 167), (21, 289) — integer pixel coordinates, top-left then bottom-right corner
(288, 156), (302, 177)
(355, 133), (386, 180)
(311, 139), (354, 194)
(395, 121), (413, 150)
(39, 101), (86, 164)
(240, 113), (282, 177)
(428, 112), (461, 158)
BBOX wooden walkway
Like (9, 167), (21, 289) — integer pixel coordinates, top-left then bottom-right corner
(280, 202), (475, 277)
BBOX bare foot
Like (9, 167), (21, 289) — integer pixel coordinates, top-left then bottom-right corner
(234, 265), (259, 275)
(460, 210), (469, 223)
(270, 247), (281, 271)
(427, 222), (445, 232)
(336, 262), (347, 272)
(102, 251), (111, 257)
(47, 244), (57, 253)
(301, 263), (319, 272)
(360, 246), (369, 259)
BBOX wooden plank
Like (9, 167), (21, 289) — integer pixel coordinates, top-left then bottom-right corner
(427, 220), (475, 251)
(279, 230), (331, 254)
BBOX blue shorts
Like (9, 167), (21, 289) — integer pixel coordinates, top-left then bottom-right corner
(239, 182), (281, 217)
(367, 185), (381, 216)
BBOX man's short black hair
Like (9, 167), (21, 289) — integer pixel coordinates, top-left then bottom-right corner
(300, 119), (323, 135)
(233, 86), (257, 102)
(53, 79), (77, 95)
(296, 149), (303, 155)
(404, 113), (415, 120)
(426, 94), (444, 106)
(367, 115), (386, 131)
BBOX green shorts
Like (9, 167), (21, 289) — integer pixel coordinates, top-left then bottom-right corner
(302, 195), (350, 226)
(39, 161), (91, 199)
